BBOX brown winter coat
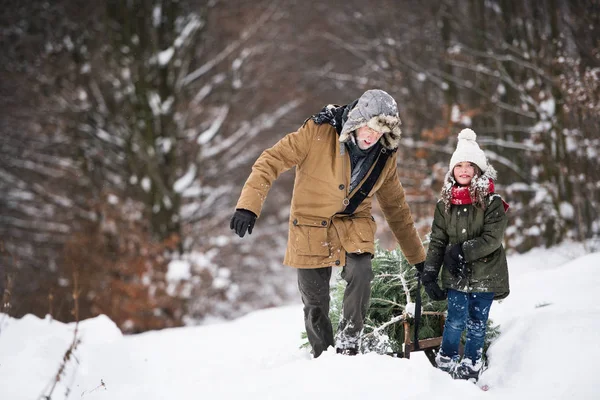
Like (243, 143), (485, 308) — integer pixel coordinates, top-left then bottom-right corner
(235, 119), (425, 269)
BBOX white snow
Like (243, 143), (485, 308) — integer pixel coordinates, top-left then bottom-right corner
(152, 5), (161, 28)
(140, 176), (151, 192)
(157, 47), (174, 66)
(173, 164), (197, 193)
(107, 194), (119, 205)
(197, 106), (229, 145)
(1, 243), (599, 399)
(496, 83), (506, 95)
(451, 104), (461, 123)
(559, 202), (575, 220)
(539, 98), (556, 118)
(167, 260), (192, 281)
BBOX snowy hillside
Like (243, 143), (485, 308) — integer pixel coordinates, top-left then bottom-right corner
(1, 241), (599, 400)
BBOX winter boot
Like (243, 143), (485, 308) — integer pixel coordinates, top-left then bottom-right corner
(435, 351), (459, 373)
(452, 358), (483, 382)
(336, 346), (358, 356)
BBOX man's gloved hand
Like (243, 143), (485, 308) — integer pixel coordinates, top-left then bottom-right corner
(414, 262), (425, 277)
(420, 264), (438, 285)
(419, 264), (447, 301)
(423, 281), (447, 301)
(444, 243), (466, 278)
(229, 209), (257, 238)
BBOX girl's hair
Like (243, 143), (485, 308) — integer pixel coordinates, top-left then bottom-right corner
(441, 163), (497, 213)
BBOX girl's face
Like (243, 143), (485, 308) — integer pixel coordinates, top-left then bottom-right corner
(453, 162), (476, 186)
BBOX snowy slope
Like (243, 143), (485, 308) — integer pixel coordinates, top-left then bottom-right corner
(0, 242), (599, 400)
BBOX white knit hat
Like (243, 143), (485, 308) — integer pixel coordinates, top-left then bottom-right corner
(449, 128), (488, 172)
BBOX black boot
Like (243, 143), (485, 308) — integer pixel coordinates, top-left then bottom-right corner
(452, 359), (483, 382)
(336, 347), (358, 356)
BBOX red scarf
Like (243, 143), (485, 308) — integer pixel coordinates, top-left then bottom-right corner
(451, 179), (509, 211)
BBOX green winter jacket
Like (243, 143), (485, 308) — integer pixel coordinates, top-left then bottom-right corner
(425, 195), (510, 300)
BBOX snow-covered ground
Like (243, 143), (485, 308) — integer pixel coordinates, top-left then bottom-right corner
(1, 241), (599, 399)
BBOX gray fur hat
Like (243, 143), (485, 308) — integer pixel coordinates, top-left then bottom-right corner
(339, 89), (402, 149)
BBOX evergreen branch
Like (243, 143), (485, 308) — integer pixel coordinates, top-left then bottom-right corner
(373, 273), (402, 280)
(363, 314), (406, 337)
(398, 268), (411, 305)
(370, 297), (405, 309)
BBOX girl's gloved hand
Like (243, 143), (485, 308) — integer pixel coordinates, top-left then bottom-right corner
(444, 244), (466, 278)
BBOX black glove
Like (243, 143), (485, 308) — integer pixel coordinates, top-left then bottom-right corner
(444, 243), (466, 278)
(423, 281), (447, 301)
(229, 209), (257, 238)
(420, 264), (438, 285)
(414, 262), (425, 277)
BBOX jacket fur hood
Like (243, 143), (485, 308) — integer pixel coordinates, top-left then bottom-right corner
(310, 101), (401, 151)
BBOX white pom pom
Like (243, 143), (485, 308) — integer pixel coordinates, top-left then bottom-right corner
(458, 128), (477, 141)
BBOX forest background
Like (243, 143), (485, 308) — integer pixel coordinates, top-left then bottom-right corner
(1, 0), (598, 333)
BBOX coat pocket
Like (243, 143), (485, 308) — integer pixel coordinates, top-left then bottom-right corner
(348, 216), (376, 245)
(289, 216), (330, 256)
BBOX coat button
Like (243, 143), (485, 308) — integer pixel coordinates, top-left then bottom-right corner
(293, 219), (298, 225)
(321, 220), (327, 226)
(339, 184), (345, 190)
(335, 260), (340, 266)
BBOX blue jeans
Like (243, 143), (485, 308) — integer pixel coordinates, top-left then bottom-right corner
(440, 289), (494, 363)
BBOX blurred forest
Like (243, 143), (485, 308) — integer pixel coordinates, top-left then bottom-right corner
(1, 0), (598, 332)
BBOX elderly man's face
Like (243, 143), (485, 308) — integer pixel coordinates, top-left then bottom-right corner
(356, 126), (383, 150)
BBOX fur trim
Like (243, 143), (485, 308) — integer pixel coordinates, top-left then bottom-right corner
(441, 164), (498, 213)
(338, 89), (402, 150)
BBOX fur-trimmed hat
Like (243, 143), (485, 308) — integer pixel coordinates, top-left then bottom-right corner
(339, 89), (402, 150)
(449, 128), (488, 172)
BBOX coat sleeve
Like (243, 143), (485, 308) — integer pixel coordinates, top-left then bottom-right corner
(424, 201), (449, 272)
(235, 121), (314, 217)
(375, 157), (426, 265)
(462, 195), (508, 262)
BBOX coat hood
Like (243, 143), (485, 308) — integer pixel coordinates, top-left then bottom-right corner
(441, 164), (498, 212)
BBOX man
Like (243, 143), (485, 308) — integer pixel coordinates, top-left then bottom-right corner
(230, 89), (425, 357)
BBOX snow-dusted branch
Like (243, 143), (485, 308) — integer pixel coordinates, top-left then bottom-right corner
(203, 100), (301, 159)
(196, 106), (229, 145)
(320, 32), (383, 72)
(398, 268), (412, 305)
(363, 314), (406, 337)
(370, 297), (406, 310)
(180, 2), (279, 87)
(452, 41), (554, 82)
(445, 59), (540, 111)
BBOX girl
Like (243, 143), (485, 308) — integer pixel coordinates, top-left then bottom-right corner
(420, 128), (510, 381)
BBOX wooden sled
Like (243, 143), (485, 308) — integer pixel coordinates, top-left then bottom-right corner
(401, 311), (446, 366)
(400, 311), (466, 367)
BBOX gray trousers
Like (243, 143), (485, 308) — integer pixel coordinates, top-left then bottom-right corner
(297, 252), (373, 357)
